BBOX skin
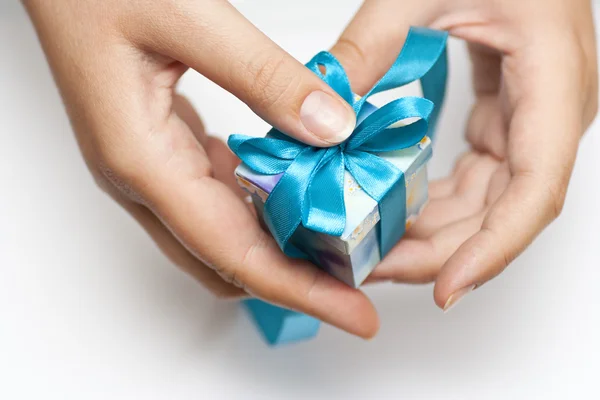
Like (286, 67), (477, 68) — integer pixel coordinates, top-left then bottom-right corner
(334, 0), (598, 309)
(23, 0), (597, 338)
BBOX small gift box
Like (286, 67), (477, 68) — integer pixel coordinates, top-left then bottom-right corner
(228, 27), (448, 346)
(235, 101), (432, 288)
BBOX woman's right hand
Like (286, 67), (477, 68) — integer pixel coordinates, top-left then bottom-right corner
(23, 0), (378, 339)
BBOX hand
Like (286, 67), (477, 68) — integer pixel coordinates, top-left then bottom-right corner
(332, 0), (598, 309)
(23, 0), (379, 338)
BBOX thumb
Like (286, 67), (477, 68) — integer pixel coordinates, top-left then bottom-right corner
(330, 0), (440, 94)
(131, 0), (355, 146)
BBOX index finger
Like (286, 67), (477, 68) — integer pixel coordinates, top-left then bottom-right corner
(125, 0), (356, 147)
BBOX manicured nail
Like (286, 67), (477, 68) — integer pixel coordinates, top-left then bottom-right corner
(443, 284), (477, 313)
(300, 90), (356, 143)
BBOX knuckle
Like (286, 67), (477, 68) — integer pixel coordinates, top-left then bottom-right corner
(221, 230), (273, 296)
(76, 141), (132, 198)
(97, 153), (147, 201)
(239, 230), (270, 276)
(528, 172), (569, 220)
(89, 167), (114, 194)
(331, 37), (374, 92)
(480, 227), (513, 274)
(94, 122), (215, 202)
(333, 38), (368, 69)
(245, 53), (302, 114)
(84, 145), (145, 202)
(545, 179), (567, 219)
(240, 230), (268, 265)
(95, 135), (138, 177)
(302, 268), (322, 313)
(207, 232), (269, 294)
(521, 171), (568, 221)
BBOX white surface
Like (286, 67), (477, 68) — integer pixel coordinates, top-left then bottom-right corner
(1, 1), (599, 399)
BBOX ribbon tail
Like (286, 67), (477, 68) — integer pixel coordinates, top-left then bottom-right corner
(229, 27), (449, 346)
(246, 147), (326, 346)
(302, 149), (346, 236)
(263, 148), (323, 253)
(421, 45), (447, 140)
(243, 299), (321, 346)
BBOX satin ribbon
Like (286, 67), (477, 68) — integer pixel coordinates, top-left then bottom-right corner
(228, 27), (448, 345)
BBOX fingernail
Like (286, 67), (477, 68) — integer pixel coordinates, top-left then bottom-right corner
(443, 284), (477, 313)
(300, 90), (356, 143)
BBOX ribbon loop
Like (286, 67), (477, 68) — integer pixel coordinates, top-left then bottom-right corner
(229, 26), (448, 345)
(306, 52), (354, 105)
(344, 151), (403, 202)
(228, 26), (448, 261)
(346, 96), (434, 151)
(352, 27), (448, 121)
(228, 134), (304, 174)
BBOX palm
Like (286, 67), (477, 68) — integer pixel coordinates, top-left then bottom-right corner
(107, 94), (248, 298)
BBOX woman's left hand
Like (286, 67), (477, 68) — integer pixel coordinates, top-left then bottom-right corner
(331, 0), (598, 310)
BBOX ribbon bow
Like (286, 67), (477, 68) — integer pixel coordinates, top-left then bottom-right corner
(229, 27), (448, 261)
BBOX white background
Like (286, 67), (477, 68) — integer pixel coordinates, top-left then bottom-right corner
(1, 1), (600, 399)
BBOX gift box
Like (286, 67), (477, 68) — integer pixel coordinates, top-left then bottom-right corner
(235, 101), (432, 288)
(228, 27), (448, 346)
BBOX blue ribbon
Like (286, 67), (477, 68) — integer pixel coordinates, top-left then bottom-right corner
(229, 27), (448, 345)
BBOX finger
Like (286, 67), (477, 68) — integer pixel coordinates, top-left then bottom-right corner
(464, 43), (508, 158)
(434, 44), (584, 309)
(408, 195), (483, 240)
(166, 95), (378, 331)
(426, 152), (481, 200)
(128, 1), (356, 146)
(28, 0), (377, 335)
(152, 171), (379, 337)
(104, 115), (379, 338)
(329, 0), (442, 93)
(452, 152), (481, 179)
(429, 178), (455, 199)
(409, 154), (499, 238)
(372, 211), (486, 283)
(466, 97), (508, 159)
(467, 42), (502, 96)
